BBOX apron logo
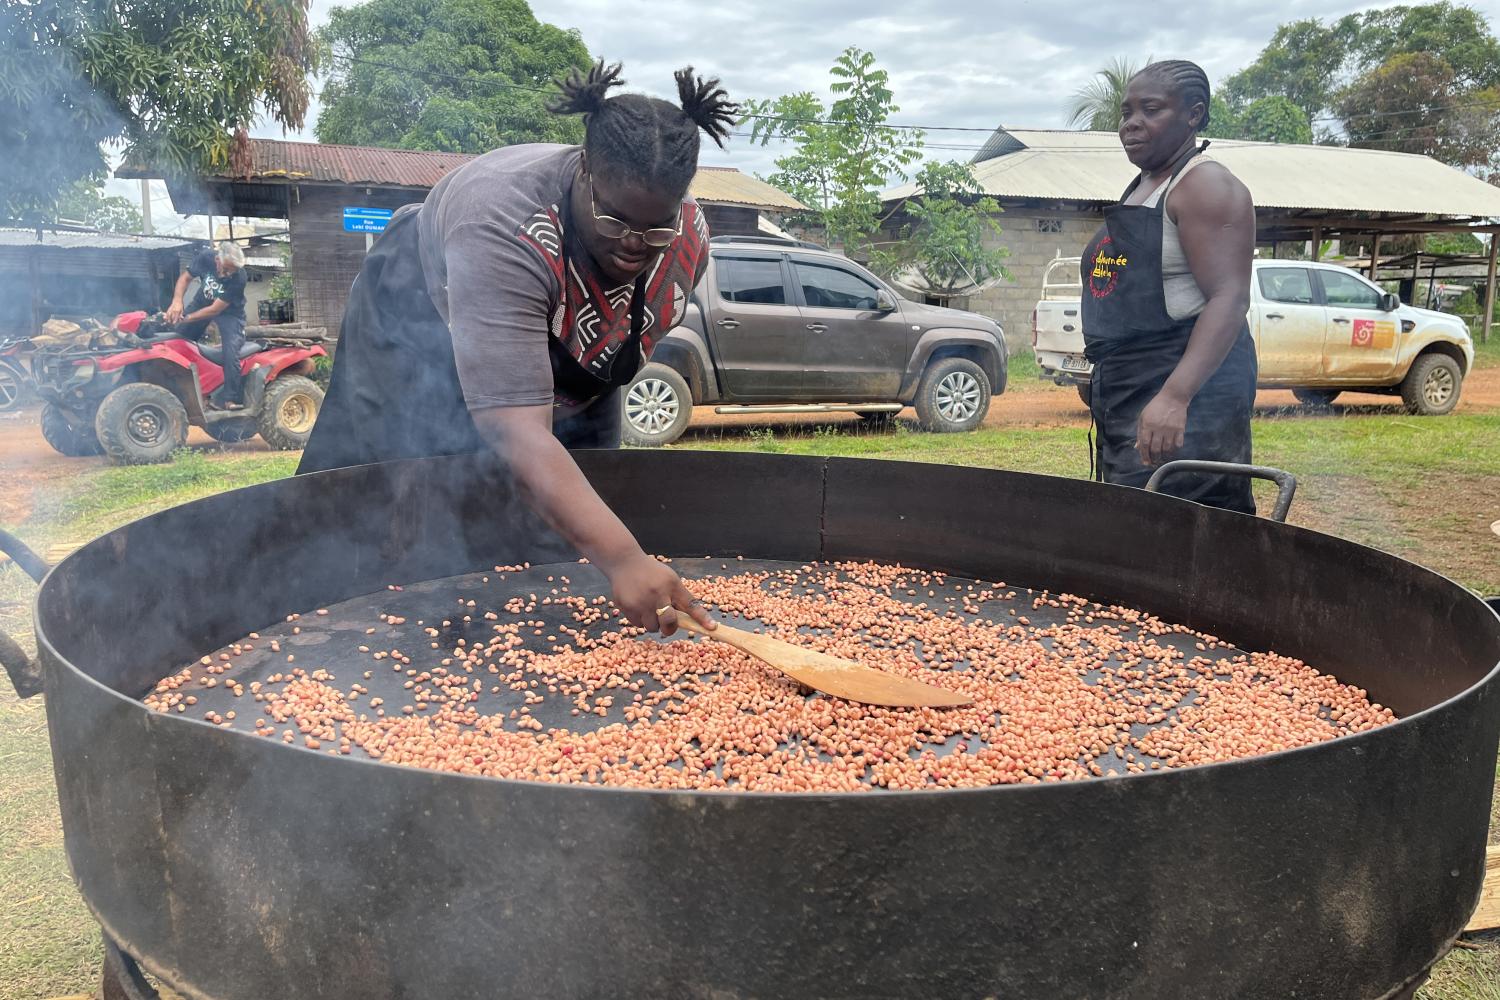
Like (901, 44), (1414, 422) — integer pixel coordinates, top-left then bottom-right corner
(1088, 236), (1128, 299)
(1350, 319), (1395, 349)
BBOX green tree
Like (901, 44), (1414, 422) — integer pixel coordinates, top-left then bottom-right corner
(1063, 57), (1146, 131)
(1349, 2), (1500, 87)
(315, 0), (592, 153)
(1233, 96), (1315, 144)
(1335, 51), (1500, 169)
(1424, 231), (1484, 255)
(53, 180), (144, 233)
(871, 161), (1010, 299)
(1223, 18), (1352, 120)
(742, 48), (923, 251)
(0, 0), (317, 223)
(1224, 4), (1500, 164)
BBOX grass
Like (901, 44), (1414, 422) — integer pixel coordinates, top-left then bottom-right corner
(0, 410), (1496, 998)
(677, 411), (1500, 593)
(1473, 333), (1500, 370)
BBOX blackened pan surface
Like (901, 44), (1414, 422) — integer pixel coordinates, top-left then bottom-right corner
(35, 452), (1500, 1000)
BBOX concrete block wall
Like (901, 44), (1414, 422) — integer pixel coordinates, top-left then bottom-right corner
(970, 212), (1099, 354)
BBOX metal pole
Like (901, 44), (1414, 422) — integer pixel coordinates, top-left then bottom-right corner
(1485, 235), (1497, 344)
(27, 243), (42, 338)
(140, 180), (153, 235)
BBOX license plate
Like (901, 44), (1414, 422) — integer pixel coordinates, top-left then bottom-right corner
(1061, 354), (1091, 372)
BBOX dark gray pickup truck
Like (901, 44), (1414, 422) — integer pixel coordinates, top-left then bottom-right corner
(622, 236), (1008, 445)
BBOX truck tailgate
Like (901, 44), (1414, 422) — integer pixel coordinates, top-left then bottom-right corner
(1033, 299), (1090, 383)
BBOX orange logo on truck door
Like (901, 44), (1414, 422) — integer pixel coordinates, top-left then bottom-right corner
(1351, 319), (1395, 348)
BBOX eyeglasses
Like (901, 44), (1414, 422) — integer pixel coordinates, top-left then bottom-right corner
(590, 179), (681, 248)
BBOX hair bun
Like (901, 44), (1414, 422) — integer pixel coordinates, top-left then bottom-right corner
(550, 60), (626, 118)
(674, 67), (738, 149)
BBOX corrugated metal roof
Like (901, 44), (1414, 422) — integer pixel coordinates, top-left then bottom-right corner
(691, 166), (805, 211)
(121, 138), (806, 211)
(0, 227), (196, 252)
(884, 128), (1500, 219)
(119, 138), (472, 189)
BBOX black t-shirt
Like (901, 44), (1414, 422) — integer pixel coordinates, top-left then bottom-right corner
(187, 249), (248, 321)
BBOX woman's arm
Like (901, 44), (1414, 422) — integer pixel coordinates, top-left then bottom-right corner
(471, 405), (712, 635)
(1135, 163), (1255, 467)
(443, 222), (711, 636)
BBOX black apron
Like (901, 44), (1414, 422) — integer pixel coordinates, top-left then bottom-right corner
(298, 205), (645, 474)
(1079, 143), (1257, 515)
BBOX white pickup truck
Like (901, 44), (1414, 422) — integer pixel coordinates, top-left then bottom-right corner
(1032, 256), (1476, 415)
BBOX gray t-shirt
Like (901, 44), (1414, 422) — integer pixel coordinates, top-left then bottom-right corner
(416, 143), (709, 411)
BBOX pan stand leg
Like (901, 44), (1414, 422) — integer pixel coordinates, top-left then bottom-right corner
(100, 935), (161, 1000)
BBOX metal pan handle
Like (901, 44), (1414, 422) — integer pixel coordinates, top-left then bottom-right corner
(1144, 461), (1298, 523)
(0, 529), (50, 699)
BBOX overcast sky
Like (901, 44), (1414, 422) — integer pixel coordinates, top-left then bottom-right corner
(125, 0), (1500, 234)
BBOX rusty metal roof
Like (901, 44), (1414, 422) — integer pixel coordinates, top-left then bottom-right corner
(117, 138), (472, 189)
(120, 139), (805, 211)
(883, 128), (1500, 220)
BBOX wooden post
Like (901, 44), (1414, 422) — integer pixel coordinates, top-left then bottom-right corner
(1369, 233), (1382, 281)
(1310, 227), (1322, 261)
(1484, 234), (1497, 344)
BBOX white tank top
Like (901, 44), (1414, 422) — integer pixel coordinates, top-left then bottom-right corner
(1141, 155), (1210, 321)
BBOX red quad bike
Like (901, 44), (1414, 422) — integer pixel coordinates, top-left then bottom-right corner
(32, 311), (328, 464)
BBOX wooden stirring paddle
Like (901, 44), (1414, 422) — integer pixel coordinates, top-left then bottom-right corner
(662, 611), (971, 709)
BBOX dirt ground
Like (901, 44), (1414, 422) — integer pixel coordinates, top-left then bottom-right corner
(1, 364), (1495, 526)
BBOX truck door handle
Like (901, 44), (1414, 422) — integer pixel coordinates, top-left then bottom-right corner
(1062, 324), (1075, 332)
(805, 323), (827, 333)
(1332, 317), (1351, 324)
(717, 318), (740, 329)
(1265, 313), (1285, 320)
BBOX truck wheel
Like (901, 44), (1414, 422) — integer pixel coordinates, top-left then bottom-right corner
(40, 402), (102, 457)
(1075, 382), (1093, 408)
(1400, 354), (1462, 416)
(259, 375), (324, 450)
(914, 358), (990, 433)
(95, 383), (188, 465)
(1292, 388), (1341, 406)
(622, 364), (693, 447)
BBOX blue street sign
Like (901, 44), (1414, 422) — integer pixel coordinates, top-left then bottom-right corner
(343, 206), (393, 234)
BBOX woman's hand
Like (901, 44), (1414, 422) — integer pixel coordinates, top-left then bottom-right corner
(1136, 389), (1190, 467)
(604, 552), (716, 636)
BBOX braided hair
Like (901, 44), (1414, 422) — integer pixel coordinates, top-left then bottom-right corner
(550, 60), (738, 196)
(1135, 60), (1212, 132)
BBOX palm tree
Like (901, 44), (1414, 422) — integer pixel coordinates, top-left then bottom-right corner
(1064, 57), (1148, 131)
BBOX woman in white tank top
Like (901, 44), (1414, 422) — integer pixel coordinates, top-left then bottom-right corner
(1078, 60), (1259, 514)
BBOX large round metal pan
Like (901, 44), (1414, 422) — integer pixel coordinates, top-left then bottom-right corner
(34, 451), (1500, 1000)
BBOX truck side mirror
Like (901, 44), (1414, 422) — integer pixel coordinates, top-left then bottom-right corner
(1380, 292), (1400, 312)
(875, 290), (897, 312)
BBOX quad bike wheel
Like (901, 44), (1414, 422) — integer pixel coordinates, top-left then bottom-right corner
(40, 402), (103, 457)
(259, 375), (324, 450)
(95, 383), (189, 465)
